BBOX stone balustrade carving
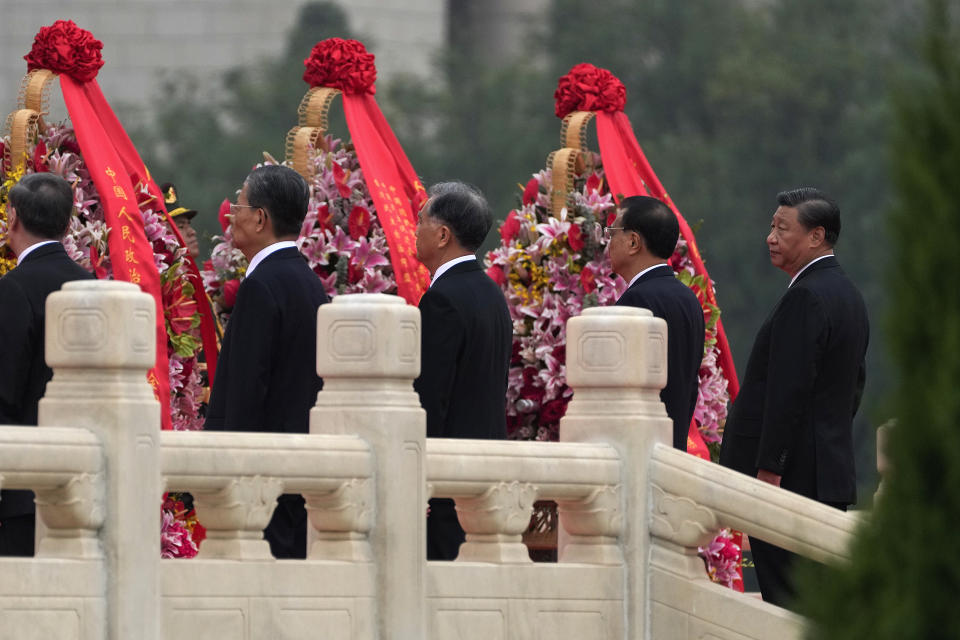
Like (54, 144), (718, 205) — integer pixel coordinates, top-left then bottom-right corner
(649, 444), (857, 563)
(305, 477), (374, 562)
(427, 438), (621, 564)
(192, 476), (284, 560)
(455, 481), (538, 563)
(557, 485), (624, 565)
(161, 430), (373, 561)
(649, 484), (718, 549)
(0, 426), (104, 559)
(1, 285), (862, 640)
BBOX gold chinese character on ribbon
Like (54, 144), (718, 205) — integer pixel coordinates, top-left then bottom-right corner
(129, 268), (142, 284)
(113, 186), (128, 201)
(121, 225), (135, 242)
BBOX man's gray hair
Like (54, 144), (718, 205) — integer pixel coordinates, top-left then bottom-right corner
(425, 181), (493, 252)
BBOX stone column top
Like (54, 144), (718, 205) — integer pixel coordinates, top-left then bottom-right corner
(60, 280), (141, 293)
(45, 278), (156, 370)
(579, 306), (653, 318)
(330, 293), (406, 306)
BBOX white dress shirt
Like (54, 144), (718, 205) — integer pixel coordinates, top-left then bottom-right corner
(626, 262), (670, 289)
(430, 254), (476, 288)
(245, 240), (298, 278)
(789, 253), (834, 288)
(16, 240), (59, 264)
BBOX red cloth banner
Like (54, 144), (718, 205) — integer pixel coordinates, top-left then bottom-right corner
(343, 93), (430, 304)
(596, 111), (740, 401)
(687, 419), (711, 461)
(60, 76), (172, 429)
(79, 80), (219, 387)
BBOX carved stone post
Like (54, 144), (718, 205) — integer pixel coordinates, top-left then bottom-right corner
(311, 293), (425, 639)
(560, 306), (670, 638)
(39, 280), (161, 640)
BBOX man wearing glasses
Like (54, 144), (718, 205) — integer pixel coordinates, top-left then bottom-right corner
(608, 196), (704, 452)
(204, 165), (329, 559)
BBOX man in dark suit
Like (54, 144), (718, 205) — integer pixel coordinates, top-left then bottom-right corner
(0, 173), (94, 556)
(414, 181), (512, 560)
(609, 196), (704, 451)
(205, 165), (329, 559)
(719, 187), (869, 608)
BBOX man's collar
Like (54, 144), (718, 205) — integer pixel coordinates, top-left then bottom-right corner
(245, 240), (298, 277)
(627, 262), (670, 289)
(789, 253), (835, 287)
(430, 254), (476, 287)
(17, 240), (60, 265)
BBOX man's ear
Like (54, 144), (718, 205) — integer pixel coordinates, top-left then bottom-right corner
(437, 224), (451, 249)
(809, 226), (825, 247)
(629, 231), (642, 255)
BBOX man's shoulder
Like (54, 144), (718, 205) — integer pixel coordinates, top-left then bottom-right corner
(434, 265), (504, 303)
(793, 261), (863, 301)
(620, 270), (697, 306)
(0, 250), (91, 292)
(248, 249), (311, 280)
(243, 250), (327, 304)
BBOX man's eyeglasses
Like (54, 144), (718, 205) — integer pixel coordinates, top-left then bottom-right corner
(604, 226), (626, 238)
(229, 202), (261, 215)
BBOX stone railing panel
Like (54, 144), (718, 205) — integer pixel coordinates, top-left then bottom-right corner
(162, 430), (373, 561)
(649, 444), (857, 564)
(427, 438), (621, 565)
(0, 426), (103, 559)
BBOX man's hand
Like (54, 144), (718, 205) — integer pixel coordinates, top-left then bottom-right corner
(757, 469), (782, 487)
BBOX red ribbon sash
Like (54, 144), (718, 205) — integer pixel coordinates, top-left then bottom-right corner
(596, 111), (740, 401)
(343, 93), (429, 305)
(61, 76), (172, 429)
(78, 81), (219, 388)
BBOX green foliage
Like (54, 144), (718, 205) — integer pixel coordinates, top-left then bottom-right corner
(799, 1), (960, 636)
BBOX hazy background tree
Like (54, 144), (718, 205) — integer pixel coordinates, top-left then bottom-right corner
(800, 0), (960, 634)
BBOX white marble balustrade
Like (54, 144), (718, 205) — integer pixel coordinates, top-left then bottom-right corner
(0, 283), (866, 640)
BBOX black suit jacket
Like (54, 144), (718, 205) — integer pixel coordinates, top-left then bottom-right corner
(719, 256), (868, 505)
(204, 247), (328, 559)
(205, 247), (329, 433)
(0, 242), (94, 518)
(414, 259), (512, 440)
(616, 264), (705, 450)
